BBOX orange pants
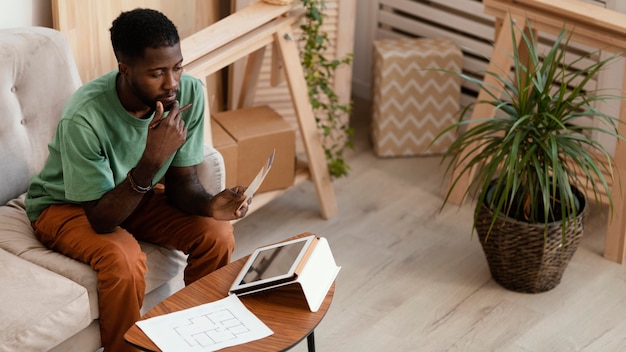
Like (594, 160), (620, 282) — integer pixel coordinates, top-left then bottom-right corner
(31, 186), (235, 352)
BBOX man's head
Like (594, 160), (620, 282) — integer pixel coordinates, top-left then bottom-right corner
(110, 8), (183, 112)
(110, 8), (179, 64)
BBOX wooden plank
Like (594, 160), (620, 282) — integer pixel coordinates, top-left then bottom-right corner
(180, 1), (291, 64)
(237, 47), (267, 109)
(484, 0), (626, 53)
(446, 12), (527, 205)
(603, 60), (626, 263)
(182, 9), (303, 78)
(331, 0), (356, 150)
(430, 0), (493, 21)
(270, 42), (285, 87)
(518, 0), (626, 32)
(376, 10), (494, 57)
(380, 0), (494, 39)
(274, 25), (338, 219)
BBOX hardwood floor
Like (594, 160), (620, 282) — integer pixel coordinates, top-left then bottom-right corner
(231, 97), (626, 352)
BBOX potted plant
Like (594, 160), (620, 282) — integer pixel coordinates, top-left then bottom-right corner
(435, 18), (625, 293)
(298, 0), (354, 179)
(263, 0), (355, 179)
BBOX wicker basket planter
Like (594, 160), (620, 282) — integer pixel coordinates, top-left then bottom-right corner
(475, 186), (587, 293)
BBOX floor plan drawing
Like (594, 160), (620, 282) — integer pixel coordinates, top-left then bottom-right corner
(136, 295), (273, 352)
(174, 308), (251, 348)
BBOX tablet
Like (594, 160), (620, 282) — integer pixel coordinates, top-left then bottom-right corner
(229, 235), (318, 295)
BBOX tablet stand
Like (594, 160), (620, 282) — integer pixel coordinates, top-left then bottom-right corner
(239, 237), (340, 312)
(291, 237), (341, 312)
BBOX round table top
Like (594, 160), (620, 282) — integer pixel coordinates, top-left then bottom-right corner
(125, 234), (335, 351)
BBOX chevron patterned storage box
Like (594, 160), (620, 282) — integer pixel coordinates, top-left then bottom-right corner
(371, 37), (462, 157)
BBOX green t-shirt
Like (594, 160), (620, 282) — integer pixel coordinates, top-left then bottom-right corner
(25, 71), (205, 221)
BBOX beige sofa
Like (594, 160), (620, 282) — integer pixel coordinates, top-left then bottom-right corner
(0, 27), (226, 351)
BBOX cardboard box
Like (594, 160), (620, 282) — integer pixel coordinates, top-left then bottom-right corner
(211, 119), (238, 188)
(372, 37), (462, 157)
(213, 106), (295, 193)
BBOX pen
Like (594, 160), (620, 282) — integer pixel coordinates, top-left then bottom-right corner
(178, 103), (193, 114)
(151, 103), (192, 129)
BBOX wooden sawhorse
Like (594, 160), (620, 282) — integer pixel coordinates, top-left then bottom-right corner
(447, 0), (626, 263)
(179, 2), (337, 219)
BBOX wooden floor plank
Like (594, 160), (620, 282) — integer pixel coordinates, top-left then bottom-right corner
(230, 96), (626, 352)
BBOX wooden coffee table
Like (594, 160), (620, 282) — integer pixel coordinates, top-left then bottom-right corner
(125, 235), (335, 352)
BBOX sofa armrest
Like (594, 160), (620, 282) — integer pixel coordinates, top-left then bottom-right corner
(197, 145), (226, 195)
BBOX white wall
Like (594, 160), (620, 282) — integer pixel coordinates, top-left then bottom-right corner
(0, 0), (52, 29)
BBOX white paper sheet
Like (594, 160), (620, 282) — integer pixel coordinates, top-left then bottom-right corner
(136, 295), (273, 352)
(239, 149), (275, 210)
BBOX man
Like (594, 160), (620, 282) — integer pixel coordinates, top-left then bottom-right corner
(25, 8), (248, 352)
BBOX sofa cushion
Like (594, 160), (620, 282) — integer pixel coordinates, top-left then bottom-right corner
(198, 145), (226, 195)
(0, 248), (91, 352)
(0, 27), (81, 205)
(0, 195), (187, 319)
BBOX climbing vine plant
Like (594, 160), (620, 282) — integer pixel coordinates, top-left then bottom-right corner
(299, 0), (354, 179)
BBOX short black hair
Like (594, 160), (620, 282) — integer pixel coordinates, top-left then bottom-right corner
(110, 8), (180, 63)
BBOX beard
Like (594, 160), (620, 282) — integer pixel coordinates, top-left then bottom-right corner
(127, 79), (178, 112)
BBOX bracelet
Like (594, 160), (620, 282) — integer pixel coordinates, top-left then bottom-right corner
(127, 168), (153, 194)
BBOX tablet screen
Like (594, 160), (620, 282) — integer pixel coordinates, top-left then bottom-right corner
(239, 240), (308, 285)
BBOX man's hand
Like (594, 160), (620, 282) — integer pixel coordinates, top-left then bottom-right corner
(210, 186), (251, 221)
(144, 101), (188, 168)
